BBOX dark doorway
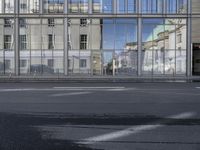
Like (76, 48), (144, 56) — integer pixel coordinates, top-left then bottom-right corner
(193, 43), (200, 75)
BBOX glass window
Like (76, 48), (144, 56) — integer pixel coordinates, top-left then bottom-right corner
(68, 0), (88, 13)
(20, 0), (40, 13)
(20, 60), (27, 67)
(80, 59), (87, 68)
(48, 18), (55, 27)
(93, 0), (113, 13)
(4, 35), (12, 49)
(20, 35), (27, 50)
(166, 0), (187, 13)
(141, 0), (163, 13)
(48, 34), (54, 49)
(117, 0), (136, 13)
(142, 18), (187, 75)
(44, 0), (64, 13)
(4, 0), (14, 13)
(4, 18), (12, 27)
(80, 34), (87, 49)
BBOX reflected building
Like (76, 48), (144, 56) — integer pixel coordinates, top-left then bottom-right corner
(0, 0), (199, 77)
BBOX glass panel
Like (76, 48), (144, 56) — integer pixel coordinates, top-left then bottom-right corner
(103, 51), (113, 75)
(68, 0), (88, 13)
(93, 0), (113, 13)
(4, 0), (14, 13)
(20, 0), (40, 13)
(142, 18), (187, 76)
(166, 0), (187, 13)
(142, 0), (163, 14)
(43, 0), (64, 13)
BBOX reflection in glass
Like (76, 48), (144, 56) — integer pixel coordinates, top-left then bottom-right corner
(142, 18), (186, 75)
(141, 0), (163, 13)
(44, 0), (64, 13)
(166, 0), (187, 13)
(93, 0), (113, 13)
(4, 0), (14, 13)
(68, 0), (88, 13)
(19, 0), (40, 13)
(117, 0), (136, 13)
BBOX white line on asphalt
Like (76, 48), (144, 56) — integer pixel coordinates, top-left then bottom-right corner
(50, 92), (92, 97)
(53, 87), (125, 89)
(196, 87), (200, 89)
(78, 112), (195, 145)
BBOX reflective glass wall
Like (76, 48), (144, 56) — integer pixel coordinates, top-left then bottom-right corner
(19, 0), (40, 13)
(0, 18), (15, 75)
(142, 18), (187, 75)
(68, 18), (137, 75)
(19, 18), (64, 75)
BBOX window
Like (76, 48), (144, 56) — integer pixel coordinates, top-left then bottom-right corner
(80, 35), (87, 49)
(44, 0), (64, 13)
(20, 60), (27, 67)
(20, 3), (27, 10)
(93, 0), (113, 13)
(5, 60), (11, 70)
(68, 0), (88, 13)
(20, 35), (27, 50)
(48, 59), (54, 67)
(4, 35), (12, 49)
(80, 18), (88, 26)
(48, 34), (54, 49)
(4, 0), (14, 13)
(19, 18), (26, 28)
(4, 18), (12, 27)
(177, 34), (182, 43)
(48, 18), (55, 27)
(166, 0), (187, 13)
(80, 59), (87, 68)
(142, 0), (163, 13)
(31, 0), (40, 13)
(117, 0), (136, 13)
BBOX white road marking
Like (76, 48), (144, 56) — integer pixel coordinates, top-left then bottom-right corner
(53, 87), (125, 89)
(79, 112), (195, 145)
(196, 87), (200, 89)
(50, 92), (92, 97)
(0, 87), (127, 92)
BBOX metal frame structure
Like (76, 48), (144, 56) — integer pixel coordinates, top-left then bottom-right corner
(0, 0), (194, 77)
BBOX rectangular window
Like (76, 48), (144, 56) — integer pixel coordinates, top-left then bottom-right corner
(19, 18), (26, 28)
(4, 18), (12, 27)
(177, 34), (182, 43)
(80, 18), (88, 26)
(20, 60), (27, 67)
(48, 59), (54, 67)
(80, 59), (87, 68)
(80, 35), (87, 49)
(4, 0), (14, 13)
(48, 34), (54, 49)
(142, 0), (163, 13)
(5, 60), (11, 70)
(93, 0), (113, 13)
(44, 0), (64, 13)
(4, 35), (12, 49)
(117, 0), (136, 13)
(68, 0), (88, 13)
(20, 35), (27, 50)
(48, 18), (55, 27)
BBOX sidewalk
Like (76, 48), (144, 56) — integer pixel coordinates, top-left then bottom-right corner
(0, 75), (200, 83)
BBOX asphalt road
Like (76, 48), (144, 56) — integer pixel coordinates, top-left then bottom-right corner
(0, 82), (200, 150)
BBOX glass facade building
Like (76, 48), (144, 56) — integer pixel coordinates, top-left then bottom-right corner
(0, 0), (199, 77)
